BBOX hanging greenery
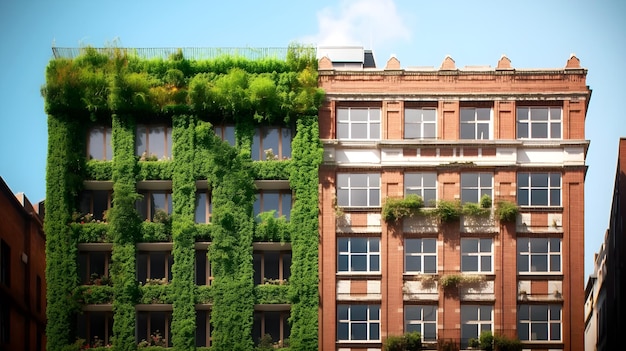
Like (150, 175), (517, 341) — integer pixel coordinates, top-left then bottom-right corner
(44, 44), (322, 351)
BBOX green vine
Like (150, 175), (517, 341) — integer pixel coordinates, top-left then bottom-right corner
(382, 194), (424, 223)
(434, 200), (462, 223)
(495, 200), (519, 222)
(44, 45), (322, 350)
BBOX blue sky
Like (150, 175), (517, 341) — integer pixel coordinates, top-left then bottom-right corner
(0, 0), (624, 278)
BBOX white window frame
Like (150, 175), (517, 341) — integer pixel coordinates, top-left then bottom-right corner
(460, 173), (493, 204)
(404, 305), (437, 341)
(337, 173), (381, 208)
(517, 172), (561, 207)
(404, 107), (437, 139)
(517, 237), (562, 274)
(461, 305), (493, 346)
(404, 238), (437, 274)
(460, 107), (492, 140)
(461, 238), (493, 273)
(516, 106), (562, 139)
(337, 304), (380, 341)
(517, 304), (562, 341)
(337, 237), (380, 273)
(404, 172), (437, 207)
(336, 107), (381, 140)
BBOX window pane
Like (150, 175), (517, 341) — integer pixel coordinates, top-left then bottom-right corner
(551, 123), (561, 138)
(89, 128), (104, 160)
(338, 238), (348, 252)
(517, 122), (529, 138)
(337, 108), (349, 122)
(337, 124), (349, 139)
(462, 239), (478, 253)
(531, 323), (548, 340)
(531, 306), (547, 321)
(406, 256), (421, 272)
(462, 189), (477, 204)
(352, 124), (367, 139)
(338, 323), (348, 340)
(369, 323), (380, 340)
(423, 239), (436, 253)
(337, 189), (349, 207)
(405, 306), (420, 320)
(480, 239), (491, 252)
(531, 173), (548, 187)
(105, 129), (112, 160)
(370, 123), (380, 139)
(460, 124), (475, 139)
(405, 109), (419, 123)
(351, 109), (368, 121)
(351, 256), (367, 271)
(550, 189), (560, 206)
(338, 255), (348, 272)
(476, 108), (490, 121)
(531, 123), (548, 138)
(462, 256), (478, 271)
(370, 255), (379, 271)
(517, 107), (529, 119)
(423, 306), (436, 321)
(423, 123), (436, 139)
(352, 189), (368, 206)
(424, 256), (436, 273)
(369, 189), (380, 206)
(461, 306), (478, 321)
(369, 108), (381, 122)
(481, 256), (491, 271)
(479, 306), (492, 320)
(462, 174), (478, 187)
(224, 125), (235, 145)
(281, 128), (291, 158)
(518, 173), (529, 187)
(264, 128), (280, 160)
(424, 323), (436, 340)
(150, 126), (166, 159)
(352, 323), (367, 340)
(550, 323), (561, 340)
(136, 125), (147, 156)
(352, 305), (367, 320)
(531, 256), (548, 271)
(550, 255), (561, 271)
(476, 123), (489, 139)
(195, 193), (206, 223)
(460, 109), (475, 122)
(531, 189), (548, 206)
(533, 108), (549, 121)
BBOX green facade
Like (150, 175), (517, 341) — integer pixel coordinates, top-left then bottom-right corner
(43, 46), (323, 351)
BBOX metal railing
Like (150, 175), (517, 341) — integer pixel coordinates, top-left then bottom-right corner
(51, 46), (315, 60)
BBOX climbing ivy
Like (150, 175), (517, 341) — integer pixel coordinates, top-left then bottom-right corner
(288, 115), (323, 350)
(44, 44), (322, 350)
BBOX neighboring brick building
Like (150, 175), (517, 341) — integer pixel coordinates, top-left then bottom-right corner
(0, 177), (47, 351)
(317, 47), (590, 350)
(585, 138), (626, 351)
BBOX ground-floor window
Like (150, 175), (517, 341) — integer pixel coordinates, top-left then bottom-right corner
(405, 304), (437, 341)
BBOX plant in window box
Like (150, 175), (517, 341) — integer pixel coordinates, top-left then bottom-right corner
(434, 200), (462, 223)
(144, 277), (167, 286)
(518, 289), (528, 300)
(152, 209), (171, 225)
(438, 274), (463, 289)
(382, 194), (424, 223)
(264, 148), (279, 161)
(416, 274), (437, 289)
(468, 337), (480, 349)
(462, 195), (492, 217)
(495, 200), (519, 223)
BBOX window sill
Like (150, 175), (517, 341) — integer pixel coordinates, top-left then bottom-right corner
(518, 206), (563, 212)
(336, 272), (382, 279)
(339, 206), (382, 212)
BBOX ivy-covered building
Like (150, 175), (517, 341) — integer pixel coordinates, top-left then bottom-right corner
(42, 46), (323, 351)
(316, 48), (590, 351)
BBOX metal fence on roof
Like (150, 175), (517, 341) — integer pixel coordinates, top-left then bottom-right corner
(51, 47), (316, 60)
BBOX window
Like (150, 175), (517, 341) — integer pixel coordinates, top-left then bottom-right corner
(0, 240), (9, 287)
(517, 107), (562, 139)
(195, 249), (212, 286)
(195, 190), (212, 224)
(78, 251), (112, 285)
(77, 311), (113, 347)
(405, 305), (437, 341)
(405, 172), (437, 207)
(337, 304), (380, 341)
(337, 173), (381, 207)
(461, 173), (493, 204)
(461, 305), (493, 346)
(337, 237), (380, 273)
(405, 238), (437, 274)
(517, 238), (561, 273)
(136, 191), (173, 221)
(137, 251), (173, 284)
(79, 190), (113, 221)
(253, 251), (291, 285)
(337, 107), (381, 140)
(254, 190), (292, 219)
(137, 311), (172, 346)
(461, 238), (492, 273)
(253, 311), (290, 346)
(214, 125), (235, 146)
(252, 126), (292, 160)
(196, 310), (212, 347)
(136, 125), (173, 160)
(517, 173), (561, 207)
(405, 107), (436, 139)
(460, 107), (491, 140)
(517, 304), (562, 341)
(88, 126), (113, 160)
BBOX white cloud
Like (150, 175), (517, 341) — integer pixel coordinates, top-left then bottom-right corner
(303, 0), (410, 49)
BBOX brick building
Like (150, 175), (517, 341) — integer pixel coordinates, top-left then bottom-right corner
(585, 138), (626, 351)
(0, 177), (47, 351)
(317, 48), (590, 350)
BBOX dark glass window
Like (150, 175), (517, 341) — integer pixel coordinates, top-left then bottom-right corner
(405, 305), (437, 341)
(79, 190), (112, 221)
(214, 125), (235, 146)
(517, 107), (562, 139)
(517, 173), (561, 206)
(337, 237), (380, 273)
(253, 251), (291, 285)
(136, 191), (172, 221)
(253, 311), (290, 346)
(252, 126), (292, 160)
(405, 238), (437, 273)
(136, 311), (172, 346)
(195, 190), (212, 224)
(77, 311), (113, 347)
(460, 107), (491, 140)
(78, 251), (112, 284)
(137, 251), (173, 284)
(88, 126), (113, 160)
(517, 304), (562, 341)
(254, 190), (292, 219)
(136, 125), (173, 160)
(337, 304), (380, 341)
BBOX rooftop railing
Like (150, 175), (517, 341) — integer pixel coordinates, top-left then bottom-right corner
(51, 46), (314, 60)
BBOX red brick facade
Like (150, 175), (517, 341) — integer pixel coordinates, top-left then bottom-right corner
(317, 53), (590, 350)
(0, 177), (47, 351)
